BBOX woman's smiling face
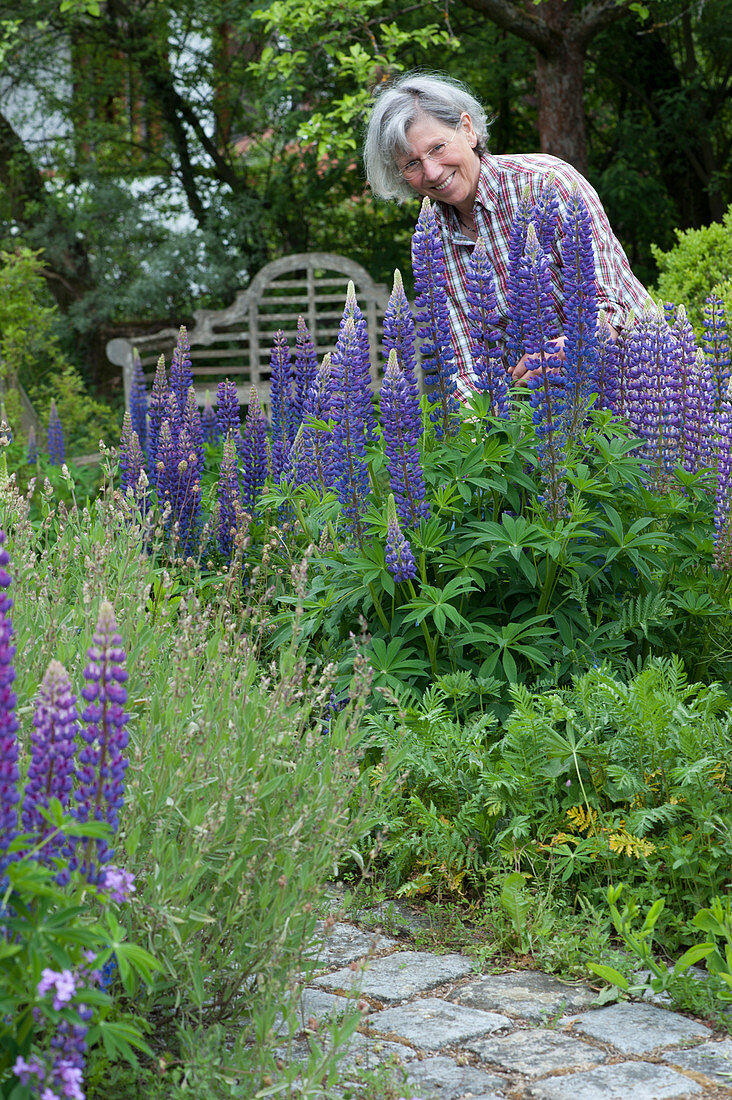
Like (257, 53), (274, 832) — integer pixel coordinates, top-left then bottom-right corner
(397, 112), (481, 211)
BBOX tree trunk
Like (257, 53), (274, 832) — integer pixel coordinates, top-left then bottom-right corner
(535, 34), (588, 172)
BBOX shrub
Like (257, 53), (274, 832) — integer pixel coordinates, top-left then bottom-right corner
(651, 204), (732, 331)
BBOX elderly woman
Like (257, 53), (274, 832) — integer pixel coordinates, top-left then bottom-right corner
(364, 72), (648, 397)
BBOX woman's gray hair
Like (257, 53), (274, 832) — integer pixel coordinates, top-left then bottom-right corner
(364, 71), (491, 202)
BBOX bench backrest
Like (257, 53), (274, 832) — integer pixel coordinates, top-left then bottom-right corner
(106, 252), (389, 410)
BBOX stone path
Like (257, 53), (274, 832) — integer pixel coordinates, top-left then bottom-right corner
(280, 913), (732, 1099)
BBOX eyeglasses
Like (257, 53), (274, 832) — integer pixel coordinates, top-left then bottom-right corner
(398, 119), (464, 180)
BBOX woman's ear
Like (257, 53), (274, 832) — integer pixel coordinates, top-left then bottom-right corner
(462, 113), (478, 148)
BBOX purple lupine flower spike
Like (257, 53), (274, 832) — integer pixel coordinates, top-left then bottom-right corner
(380, 349), (429, 526)
(239, 386), (268, 514)
(413, 197), (459, 438)
(385, 494), (417, 583)
(595, 311), (620, 413)
(170, 325), (194, 417)
(530, 173), (560, 256)
(216, 378), (241, 440)
(269, 330), (295, 478)
(465, 236), (509, 417)
(22, 660), (79, 860)
(382, 269), (420, 397)
(683, 348), (715, 475)
(293, 317), (319, 428)
(27, 424), (38, 464)
(330, 316), (371, 541)
(217, 436), (242, 559)
(625, 302), (681, 489)
(337, 281), (377, 442)
(703, 294), (731, 411)
(129, 348), (148, 454)
(201, 391), (221, 446)
(71, 602), (129, 884)
(519, 224), (567, 520)
(0, 531), (19, 868)
(146, 354), (169, 476)
(714, 379), (732, 569)
(560, 187), (599, 433)
(182, 387), (205, 474)
(505, 184), (533, 372)
(118, 411), (136, 495)
(163, 391), (182, 444)
(47, 399), (65, 466)
(297, 354), (335, 491)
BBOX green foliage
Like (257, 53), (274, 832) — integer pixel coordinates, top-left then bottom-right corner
(651, 204), (732, 331)
(361, 658), (732, 953)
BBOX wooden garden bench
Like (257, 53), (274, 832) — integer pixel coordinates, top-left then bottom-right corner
(106, 252), (389, 411)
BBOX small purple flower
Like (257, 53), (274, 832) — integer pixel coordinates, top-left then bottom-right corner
(239, 387), (268, 514)
(385, 495), (417, 583)
(13, 1056), (45, 1086)
(216, 379), (241, 439)
(22, 660), (79, 858)
(47, 400), (65, 466)
(129, 349), (148, 454)
(413, 197), (459, 437)
(0, 530), (19, 867)
(38, 968), (77, 1010)
(100, 864), (136, 903)
(71, 603), (129, 885)
(380, 349), (429, 526)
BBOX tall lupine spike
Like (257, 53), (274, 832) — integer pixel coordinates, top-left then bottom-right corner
(297, 354), (335, 492)
(47, 399), (65, 466)
(382, 269), (420, 394)
(146, 354), (169, 475)
(170, 325), (194, 416)
(714, 378), (732, 570)
(531, 173), (561, 256)
(216, 378), (241, 439)
(119, 411), (142, 496)
(330, 316), (371, 541)
(413, 197), (459, 438)
(624, 302), (682, 489)
(163, 390), (182, 443)
(239, 387), (268, 514)
(21, 660), (79, 861)
(154, 419), (175, 525)
(683, 348), (715, 475)
(172, 426), (203, 557)
(465, 236), (510, 417)
(71, 602), (129, 884)
(293, 317), (319, 428)
(596, 312), (620, 413)
(385, 493), (417, 583)
(334, 282), (377, 442)
(380, 349), (429, 527)
(27, 424), (38, 464)
(269, 329), (295, 479)
(703, 294), (731, 411)
(129, 348), (148, 454)
(182, 386), (205, 474)
(560, 188), (600, 434)
(0, 531), (19, 871)
(519, 224), (567, 520)
(201, 391), (221, 446)
(672, 303), (700, 453)
(217, 435), (243, 559)
(505, 184), (533, 371)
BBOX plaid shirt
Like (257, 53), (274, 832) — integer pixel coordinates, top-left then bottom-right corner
(431, 153), (649, 400)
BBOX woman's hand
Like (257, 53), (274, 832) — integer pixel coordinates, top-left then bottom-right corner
(509, 336), (567, 387)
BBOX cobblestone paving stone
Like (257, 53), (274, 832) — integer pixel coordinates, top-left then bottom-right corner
(289, 920), (732, 1099)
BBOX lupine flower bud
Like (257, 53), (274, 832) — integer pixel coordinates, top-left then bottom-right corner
(465, 237), (509, 417)
(382, 269), (420, 396)
(380, 350), (429, 526)
(129, 349), (148, 454)
(385, 494), (417, 583)
(413, 197), (459, 437)
(0, 531), (19, 868)
(71, 602), (129, 883)
(47, 400), (65, 466)
(22, 660), (79, 859)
